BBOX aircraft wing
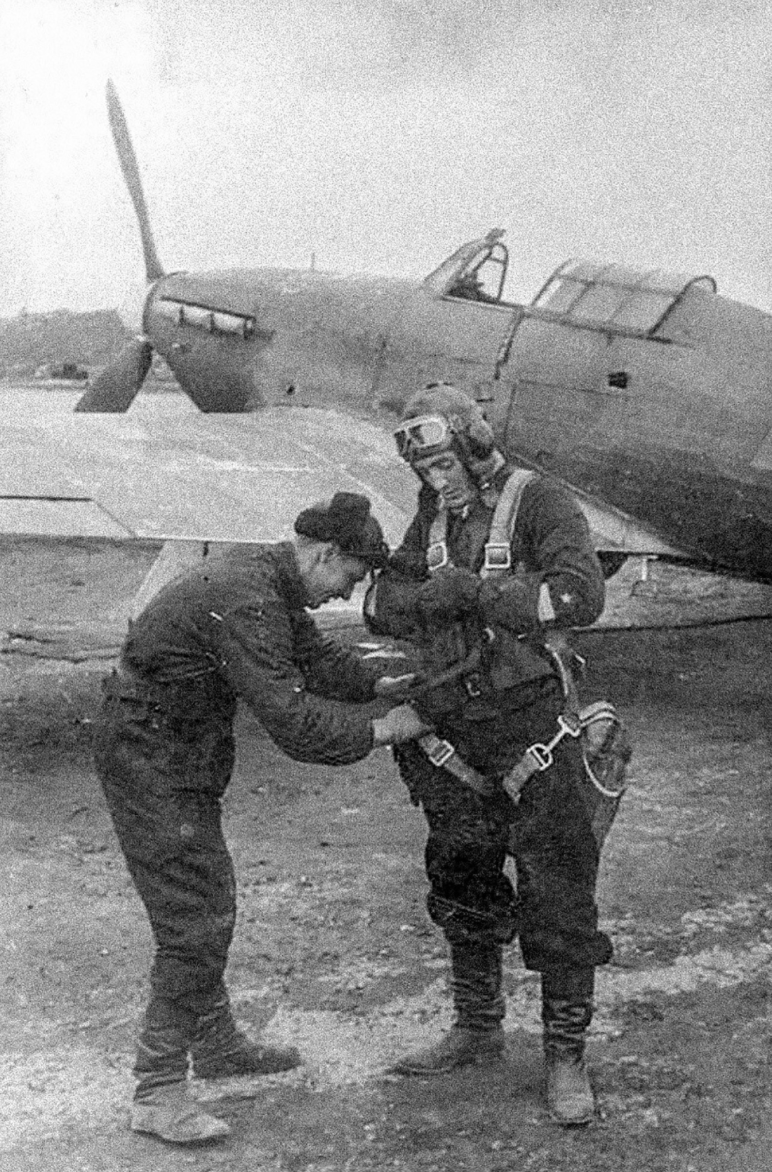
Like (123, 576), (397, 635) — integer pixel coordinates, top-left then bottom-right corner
(2, 389), (770, 630)
(0, 392), (415, 546)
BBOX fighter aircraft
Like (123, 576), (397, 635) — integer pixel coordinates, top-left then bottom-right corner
(3, 80), (772, 628)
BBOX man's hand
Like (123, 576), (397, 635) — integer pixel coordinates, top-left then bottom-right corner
(372, 704), (430, 746)
(373, 672), (418, 699)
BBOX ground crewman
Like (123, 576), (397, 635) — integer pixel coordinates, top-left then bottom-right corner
(94, 492), (426, 1144)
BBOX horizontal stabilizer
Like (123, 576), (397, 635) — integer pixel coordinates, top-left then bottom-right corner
(596, 556), (772, 628)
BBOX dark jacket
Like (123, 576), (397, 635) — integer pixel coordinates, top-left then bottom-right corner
(369, 464), (605, 748)
(110, 542), (379, 768)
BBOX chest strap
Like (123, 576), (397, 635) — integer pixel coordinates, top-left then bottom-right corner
(426, 466), (536, 575)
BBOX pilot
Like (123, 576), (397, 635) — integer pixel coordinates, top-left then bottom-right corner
(365, 385), (611, 1125)
(93, 492), (427, 1144)
(447, 271), (498, 303)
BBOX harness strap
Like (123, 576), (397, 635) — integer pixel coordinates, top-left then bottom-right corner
(416, 733), (496, 797)
(400, 645), (484, 704)
(480, 466), (536, 576)
(416, 635), (586, 800)
(417, 703), (594, 804)
(426, 465), (536, 576)
(501, 710), (583, 800)
(417, 468), (583, 801)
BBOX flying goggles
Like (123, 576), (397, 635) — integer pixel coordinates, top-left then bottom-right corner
(394, 414), (454, 461)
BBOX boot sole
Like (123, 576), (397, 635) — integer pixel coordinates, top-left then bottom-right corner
(130, 1113), (230, 1144)
(548, 1108), (595, 1126)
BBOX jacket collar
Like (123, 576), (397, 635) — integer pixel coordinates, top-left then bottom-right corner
(272, 542), (311, 610)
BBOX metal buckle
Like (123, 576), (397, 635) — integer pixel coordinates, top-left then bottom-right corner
(427, 738), (455, 767)
(483, 542), (511, 571)
(427, 541), (449, 571)
(556, 712), (583, 739)
(525, 713), (584, 772)
(526, 742), (554, 771)
(464, 673), (483, 698)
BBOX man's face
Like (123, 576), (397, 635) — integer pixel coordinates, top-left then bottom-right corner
(412, 449), (477, 513)
(305, 548), (369, 609)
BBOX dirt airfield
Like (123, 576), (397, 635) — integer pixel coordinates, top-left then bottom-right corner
(0, 535), (770, 1172)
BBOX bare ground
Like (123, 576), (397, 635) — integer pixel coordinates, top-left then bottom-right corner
(0, 539), (770, 1172)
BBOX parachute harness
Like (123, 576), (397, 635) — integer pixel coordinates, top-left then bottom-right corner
(413, 466), (630, 843)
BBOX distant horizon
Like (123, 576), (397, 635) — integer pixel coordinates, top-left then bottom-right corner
(1, 305), (127, 319)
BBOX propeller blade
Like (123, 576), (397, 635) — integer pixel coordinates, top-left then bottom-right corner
(74, 337), (153, 412)
(106, 79), (164, 283)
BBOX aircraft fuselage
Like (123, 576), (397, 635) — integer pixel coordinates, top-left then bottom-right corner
(142, 255), (772, 582)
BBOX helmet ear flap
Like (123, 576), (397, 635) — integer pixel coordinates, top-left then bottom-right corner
(463, 413), (496, 459)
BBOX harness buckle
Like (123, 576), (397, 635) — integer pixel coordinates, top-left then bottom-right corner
(526, 742), (554, 771)
(464, 672), (483, 698)
(426, 540), (449, 571)
(483, 542), (511, 571)
(556, 711), (583, 739)
(427, 738), (455, 767)
(525, 712), (584, 773)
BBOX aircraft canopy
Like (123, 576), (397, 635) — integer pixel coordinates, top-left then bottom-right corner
(531, 261), (717, 337)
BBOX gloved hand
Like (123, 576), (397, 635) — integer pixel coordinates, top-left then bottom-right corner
(373, 673), (419, 699)
(416, 567), (481, 622)
(372, 704), (430, 746)
(364, 567), (425, 641)
(479, 574), (539, 634)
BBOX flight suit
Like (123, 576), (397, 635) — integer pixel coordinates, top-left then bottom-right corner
(93, 542), (381, 1094)
(371, 465), (611, 1051)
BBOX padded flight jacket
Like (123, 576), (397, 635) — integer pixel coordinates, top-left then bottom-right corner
(372, 463), (606, 692)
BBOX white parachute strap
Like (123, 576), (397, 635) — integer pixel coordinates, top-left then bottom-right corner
(426, 466), (537, 577)
(479, 467), (536, 578)
(426, 506), (451, 573)
(482, 467), (556, 624)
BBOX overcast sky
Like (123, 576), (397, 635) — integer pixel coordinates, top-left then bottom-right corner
(0, 0), (770, 323)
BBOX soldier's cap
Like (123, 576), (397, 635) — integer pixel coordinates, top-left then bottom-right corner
(294, 492), (389, 569)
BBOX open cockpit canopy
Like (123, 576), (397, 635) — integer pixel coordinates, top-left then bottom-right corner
(531, 261), (717, 337)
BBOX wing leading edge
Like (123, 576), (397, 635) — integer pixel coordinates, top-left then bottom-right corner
(0, 393), (415, 547)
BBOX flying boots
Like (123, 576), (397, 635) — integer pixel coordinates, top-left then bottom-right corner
(191, 988), (301, 1080)
(130, 1004), (229, 1143)
(390, 940), (506, 1075)
(542, 969), (596, 1126)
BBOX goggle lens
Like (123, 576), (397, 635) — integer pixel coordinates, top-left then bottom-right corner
(394, 415), (450, 459)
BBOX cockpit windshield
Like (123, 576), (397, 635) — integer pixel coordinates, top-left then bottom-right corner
(423, 229), (510, 304)
(531, 261), (716, 337)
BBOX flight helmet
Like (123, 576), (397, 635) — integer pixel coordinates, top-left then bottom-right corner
(394, 383), (500, 488)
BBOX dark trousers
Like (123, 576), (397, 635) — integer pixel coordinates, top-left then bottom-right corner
(94, 697), (237, 1032)
(395, 681), (612, 976)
